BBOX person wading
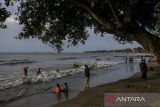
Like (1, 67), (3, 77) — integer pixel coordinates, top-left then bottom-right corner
(84, 65), (91, 89)
(23, 67), (28, 76)
(52, 84), (61, 94)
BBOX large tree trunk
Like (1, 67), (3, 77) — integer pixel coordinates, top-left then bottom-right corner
(135, 32), (160, 55)
(135, 31), (160, 63)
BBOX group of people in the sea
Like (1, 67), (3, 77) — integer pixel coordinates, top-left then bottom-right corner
(23, 64), (93, 94)
(126, 56), (148, 80)
(125, 57), (134, 63)
(23, 67), (42, 76)
(52, 64), (93, 95)
(22, 56), (148, 95)
(52, 82), (68, 94)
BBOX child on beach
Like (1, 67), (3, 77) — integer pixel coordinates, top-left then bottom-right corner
(52, 84), (61, 94)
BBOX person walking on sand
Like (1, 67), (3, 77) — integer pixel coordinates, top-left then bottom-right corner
(23, 67), (28, 76)
(84, 65), (91, 88)
(140, 58), (148, 80)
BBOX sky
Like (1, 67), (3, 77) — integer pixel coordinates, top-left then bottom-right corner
(0, 15), (141, 53)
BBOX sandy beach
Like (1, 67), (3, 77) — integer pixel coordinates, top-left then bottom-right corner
(51, 62), (160, 107)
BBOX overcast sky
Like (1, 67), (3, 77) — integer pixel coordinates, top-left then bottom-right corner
(0, 14), (141, 53)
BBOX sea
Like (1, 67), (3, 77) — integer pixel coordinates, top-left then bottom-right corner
(0, 52), (143, 107)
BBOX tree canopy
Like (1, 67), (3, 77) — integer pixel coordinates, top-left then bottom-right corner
(1, 0), (160, 54)
(0, 2), (10, 28)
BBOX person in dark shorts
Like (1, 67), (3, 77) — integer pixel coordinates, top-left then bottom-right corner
(64, 82), (68, 92)
(84, 65), (91, 88)
(62, 82), (68, 92)
(140, 58), (148, 80)
(23, 67), (28, 76)
(62, 82), (69, 100)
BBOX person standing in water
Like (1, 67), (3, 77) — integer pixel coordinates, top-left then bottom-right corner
(84, 65), (91, 89)
(62, 82), (68, 92)
(125, 57), (128, 63)
(37, 68), (42, 75)
(62, 82), (69, 100)
(56, 69), (59, 73)
(23, 67), (28, 76)
(140, 58), (148, 80)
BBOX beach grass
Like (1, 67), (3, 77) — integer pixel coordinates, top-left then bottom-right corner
(51, 62), (160, 107)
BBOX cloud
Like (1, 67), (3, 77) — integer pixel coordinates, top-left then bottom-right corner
(5, 15), (19, 24)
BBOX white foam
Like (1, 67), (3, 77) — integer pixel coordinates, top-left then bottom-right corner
(0, 60), (124, 90)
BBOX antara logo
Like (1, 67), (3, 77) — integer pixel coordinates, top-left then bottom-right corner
(105, 95), (115, 104)
(116, 97), (146, 102)
(105, 96), (146, 104)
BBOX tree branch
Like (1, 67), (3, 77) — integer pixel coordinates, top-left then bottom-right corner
(108, 0), (121, 27)
(72, 0), (115, 33)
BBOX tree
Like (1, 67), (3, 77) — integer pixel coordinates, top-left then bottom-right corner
(2, 0), (160, 55)
(0, 2), (10, 28)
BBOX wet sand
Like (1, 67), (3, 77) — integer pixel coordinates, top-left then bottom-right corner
(51, 62), (160, 107)
(2, 62), (139, 107)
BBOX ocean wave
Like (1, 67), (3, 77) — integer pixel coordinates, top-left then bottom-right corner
(0, 60), (6, 62)
(0, 60), (124, 90)
(0, 59), (35, 65)
(56, 57), (78, 60)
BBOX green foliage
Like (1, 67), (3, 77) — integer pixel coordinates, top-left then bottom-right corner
(15, 0), (92, 51)
(0, 2), (10, 28)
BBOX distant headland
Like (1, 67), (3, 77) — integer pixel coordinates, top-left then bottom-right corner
(83, 47), (146, 53)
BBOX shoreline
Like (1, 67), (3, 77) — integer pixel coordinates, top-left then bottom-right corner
(51, 62), (160, 107)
